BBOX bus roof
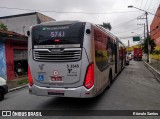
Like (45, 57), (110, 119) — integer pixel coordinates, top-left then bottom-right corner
(39, 20), (80, 26)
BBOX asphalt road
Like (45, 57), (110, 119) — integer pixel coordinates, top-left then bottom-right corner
(1, 60), (160, 118)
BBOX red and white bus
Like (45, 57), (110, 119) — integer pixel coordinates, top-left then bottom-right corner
(28, 21), (126, 98)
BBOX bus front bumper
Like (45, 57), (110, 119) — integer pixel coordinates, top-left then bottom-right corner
(28, 84), (95, 98)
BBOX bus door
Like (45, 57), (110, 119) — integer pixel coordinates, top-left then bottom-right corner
(114, 43), (117, 74)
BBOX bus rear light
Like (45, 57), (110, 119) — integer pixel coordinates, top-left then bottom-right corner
(29, 89), (32, 92)
(84, 63), (94, 89)
(28, 66), (34, 86)
(54, 39), (60, 42)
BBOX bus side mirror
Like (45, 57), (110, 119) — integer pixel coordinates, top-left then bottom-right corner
(27, 31), (30, 36)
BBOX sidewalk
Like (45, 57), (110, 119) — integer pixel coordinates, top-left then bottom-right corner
(7, 76), (28, 90)
(149, 59), (160, 72)
(143, 54), (160, 72)
(143, 60), (160, 81)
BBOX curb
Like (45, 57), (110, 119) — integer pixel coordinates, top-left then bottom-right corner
(9, 84), (28, 92)
(144, 61), (160, 81)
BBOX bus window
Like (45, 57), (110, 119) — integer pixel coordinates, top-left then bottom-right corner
(32, 22), (85, 47)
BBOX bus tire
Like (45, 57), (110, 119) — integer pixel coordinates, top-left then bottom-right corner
(0, 89), (4, 101)
(107, 70), (112, 89)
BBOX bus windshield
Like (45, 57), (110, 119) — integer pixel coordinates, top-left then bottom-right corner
(32, 22), (85, 47)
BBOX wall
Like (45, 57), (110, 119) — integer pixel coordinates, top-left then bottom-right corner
(0, 12), (55, 36)
(37, 13), (55, 23)
(5, 40), (27, 80)
(0, 14), (37, 36)
(5, 40), (15, 80)
(150, 5), (160, 46)
(0, 42), (7, 80)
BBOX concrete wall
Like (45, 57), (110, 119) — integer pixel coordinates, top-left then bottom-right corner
(0, 14), (37, 36)
(37, 13), (55, 23)
(0, 12), (55, 36)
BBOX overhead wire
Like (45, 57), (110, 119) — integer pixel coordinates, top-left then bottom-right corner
(114, 26), (143, 35)
(146, 0), (153, 11)
(112, 14), (144, 30)
(143, 0), (149, 10)
(139, 0), (144, 11)
(119, 33), (144, 39)
(0, 5), (156, 41)
(0, 6), (139, 15)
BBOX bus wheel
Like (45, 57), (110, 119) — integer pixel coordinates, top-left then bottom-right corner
(107, 71), (112, 89)
(0, 89), (4, 101)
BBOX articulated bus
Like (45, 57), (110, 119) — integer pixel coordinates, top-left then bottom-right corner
(28, 21), (126, 98)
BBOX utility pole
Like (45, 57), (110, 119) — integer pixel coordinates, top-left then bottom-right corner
(145, 12), (150, 63)
(137, 23), (145, 40)
(128, 5), (160, 62)
(137, 13), (150, 62)
(144, 24), (145, 40)
(129, 5), (150, 62)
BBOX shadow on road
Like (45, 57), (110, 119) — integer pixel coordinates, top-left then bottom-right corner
(38, 75), (120, 110)
(39, 88), (110, 110)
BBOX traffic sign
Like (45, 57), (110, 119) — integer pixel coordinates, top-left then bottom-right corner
(133, 36), (140, 41)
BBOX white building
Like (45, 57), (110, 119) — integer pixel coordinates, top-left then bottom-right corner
(0, 12), (55, 35)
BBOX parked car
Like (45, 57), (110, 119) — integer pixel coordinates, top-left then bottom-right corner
(127, 52), (133, 60)
(0, 77), (8, 101)
(126, 55), (130, 65)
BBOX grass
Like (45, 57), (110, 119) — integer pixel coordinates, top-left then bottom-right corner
(151, 47), (160, 60)
(150, 54), (160, 60)
(17, 78), (28, 85)
(155, 46), (160, 50)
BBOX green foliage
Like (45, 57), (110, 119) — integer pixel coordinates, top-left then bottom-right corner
(142, 36), (156, 54)
(100, 22), (112, 31)
(0, 23), (8, 31)
(17, 79), (28, 85)
(152, 50), (160, 55)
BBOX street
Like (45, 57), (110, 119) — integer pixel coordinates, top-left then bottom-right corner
(1, 60), (160, 117)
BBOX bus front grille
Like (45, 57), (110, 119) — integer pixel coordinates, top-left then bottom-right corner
(33, 48), (81, 62)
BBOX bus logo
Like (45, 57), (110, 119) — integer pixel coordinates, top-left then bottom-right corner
(39, 64), (45, 71)
(53, 70), (59, 76)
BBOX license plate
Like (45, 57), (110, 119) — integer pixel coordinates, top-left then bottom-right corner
(48, 92), (64, 96)
(50, 77), (63, 82)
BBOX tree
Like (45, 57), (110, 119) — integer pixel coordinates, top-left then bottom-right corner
(100, 22), (112, 31)
(142, 36), (156, 54)
(0, 23), (8, 31)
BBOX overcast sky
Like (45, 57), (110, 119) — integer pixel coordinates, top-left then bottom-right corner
(0, 0), (159, 46)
